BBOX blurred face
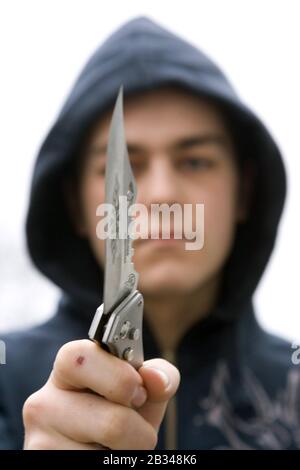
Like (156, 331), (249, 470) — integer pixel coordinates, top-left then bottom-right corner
(75, 87), (243, 297)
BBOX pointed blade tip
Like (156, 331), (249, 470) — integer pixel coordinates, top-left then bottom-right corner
(117, 85), (124, 105)
(112, 85), (124, 122)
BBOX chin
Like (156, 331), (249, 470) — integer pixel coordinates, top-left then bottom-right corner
(139, 278), (190, 296)
(137, 262), (200, 296)
(133, 241), (216, 296)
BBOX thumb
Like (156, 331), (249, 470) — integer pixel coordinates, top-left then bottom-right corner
(137, 358), (180, 432)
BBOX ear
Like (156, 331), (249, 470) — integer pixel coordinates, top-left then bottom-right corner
(237, 159), (256, 223)
(63, 178), (88, 237)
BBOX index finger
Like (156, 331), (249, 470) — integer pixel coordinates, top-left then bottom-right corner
(51, 340), (147, 408)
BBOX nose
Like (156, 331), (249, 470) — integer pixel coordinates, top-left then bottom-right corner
(137, 156), (180, 207)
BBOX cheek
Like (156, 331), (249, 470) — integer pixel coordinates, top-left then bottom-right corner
(80, 175), (106, 263)
(81, 176), (105, 228)
(202, 173), (239, 259)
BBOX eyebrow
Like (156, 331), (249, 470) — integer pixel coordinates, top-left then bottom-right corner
(85, 133), (229, 158)
(172, 134), (228, 151)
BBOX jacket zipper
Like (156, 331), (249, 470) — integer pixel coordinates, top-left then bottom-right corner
(162, 348), (177, 450)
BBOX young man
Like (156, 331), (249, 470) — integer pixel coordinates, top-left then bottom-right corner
(1, 17), (299, 450)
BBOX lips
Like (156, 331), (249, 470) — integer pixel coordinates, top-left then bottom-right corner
(133, 228), (188, 246)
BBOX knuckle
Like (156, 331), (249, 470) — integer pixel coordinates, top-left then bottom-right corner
(25, 434), (55, 450)
(134, 419), (158, 450)
(23, 392), (45, 428)
(146, 426), (158, 450)
(101, 408), (127, 446)
(99, 407), (158, 450)
(53, 340), (88, 379)
(54, 342), (75, 374)
(117, 363), (138, 402)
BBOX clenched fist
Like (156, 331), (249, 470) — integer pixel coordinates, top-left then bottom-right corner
(23, 340), (180, 450)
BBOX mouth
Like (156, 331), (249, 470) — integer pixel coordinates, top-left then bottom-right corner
(133, 229), (187, 247)
(144, 237), (183, 243)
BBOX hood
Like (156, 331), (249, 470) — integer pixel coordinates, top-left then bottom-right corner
(26, 16), (286, 321)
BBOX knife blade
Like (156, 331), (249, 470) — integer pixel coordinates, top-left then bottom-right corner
(88, 86), (144, 369)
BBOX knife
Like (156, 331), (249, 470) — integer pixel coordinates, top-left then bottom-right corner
(88, 86), (144, 370)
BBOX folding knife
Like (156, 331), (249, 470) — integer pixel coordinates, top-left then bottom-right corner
(89, 86), (144, 370)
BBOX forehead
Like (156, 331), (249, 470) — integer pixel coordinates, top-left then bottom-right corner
(88, 86), (229, 146)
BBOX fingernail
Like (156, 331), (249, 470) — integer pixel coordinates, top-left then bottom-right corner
(154, 369), (170, 388)
(144, 367), (170, 388)
(131, 386), (147, 408)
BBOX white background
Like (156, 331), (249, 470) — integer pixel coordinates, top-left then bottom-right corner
(0, 1), (299, 342)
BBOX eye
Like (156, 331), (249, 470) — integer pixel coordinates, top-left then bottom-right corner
(178, 157), (214, 171)
(129, 159), (147, 175)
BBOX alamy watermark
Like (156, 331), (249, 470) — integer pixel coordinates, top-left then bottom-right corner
(95, 199), (205, 251)
(291, 341), (300, 365)
(0, 340), (6, 365)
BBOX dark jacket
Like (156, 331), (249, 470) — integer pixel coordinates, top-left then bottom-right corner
(1, 16), (299, 450)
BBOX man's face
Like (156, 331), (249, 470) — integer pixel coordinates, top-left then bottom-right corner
(76, 87), (242, 297)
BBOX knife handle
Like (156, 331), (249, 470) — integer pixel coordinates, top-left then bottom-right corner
(89, 290), (144, 369)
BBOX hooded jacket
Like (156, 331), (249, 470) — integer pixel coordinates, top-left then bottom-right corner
(1, 16), (299, 450)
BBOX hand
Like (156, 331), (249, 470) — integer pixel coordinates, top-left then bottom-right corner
(23, 339), (180, 449)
